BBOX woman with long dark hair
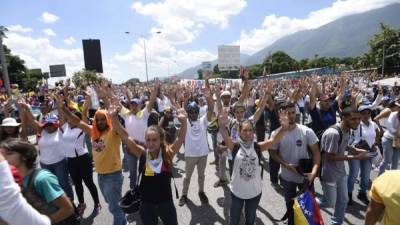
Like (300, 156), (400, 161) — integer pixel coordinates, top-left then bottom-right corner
(109, 97), (188, 225)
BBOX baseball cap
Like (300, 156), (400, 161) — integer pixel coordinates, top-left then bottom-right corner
(1, 118), (20, 127)
(40, 114), (59, 127)
(221, 91), (231, 97)
(130, 98), (142, 105)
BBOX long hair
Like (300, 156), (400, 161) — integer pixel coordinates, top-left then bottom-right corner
(146, 125), (172, 170)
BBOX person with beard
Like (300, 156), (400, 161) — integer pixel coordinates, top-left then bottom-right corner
(178, 87), (214, 207)
(269, 102), (320, 225)
(317, 107), (372, 225)
(60, 101), (127, 225)
(159, 107), (177, 145)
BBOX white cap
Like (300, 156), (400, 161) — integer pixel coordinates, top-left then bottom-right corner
(1, 117), (20, 127)
(221, 91), (231, 97)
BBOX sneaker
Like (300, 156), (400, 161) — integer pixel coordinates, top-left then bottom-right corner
(92, 203), (101, 216)
(348, 192), (353, 206)
(178, 195), (188, 207)
(199, 192), (209, 204)
(77, 203), (86, 215)
(214, 179), (229, 188)
(357, 192), (370, 205)
(271, 182), (283, 190)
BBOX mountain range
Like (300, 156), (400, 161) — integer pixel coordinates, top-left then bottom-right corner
(178, 3), (400, 78)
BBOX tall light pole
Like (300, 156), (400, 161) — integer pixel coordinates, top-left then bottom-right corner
(0, 26), (11, 96)
(125, 31), (161, 83)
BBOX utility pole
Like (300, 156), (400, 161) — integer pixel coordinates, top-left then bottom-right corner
(0, 26), (11, 97)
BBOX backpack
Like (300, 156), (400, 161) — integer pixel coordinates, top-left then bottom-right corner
(228, 142), (266, 179)
(22, 169), (81, 225)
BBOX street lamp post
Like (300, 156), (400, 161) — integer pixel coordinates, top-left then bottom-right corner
(125, 31), (161, 83)
(0, 26), (11, 96)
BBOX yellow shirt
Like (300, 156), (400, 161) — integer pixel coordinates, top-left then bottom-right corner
(91, 129), (122, 174)
(370, 170), (400, 225)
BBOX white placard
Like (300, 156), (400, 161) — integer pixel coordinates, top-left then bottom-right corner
(218, 45), (240, 71)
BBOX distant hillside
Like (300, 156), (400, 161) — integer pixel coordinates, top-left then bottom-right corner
(244, 3), (400, 65)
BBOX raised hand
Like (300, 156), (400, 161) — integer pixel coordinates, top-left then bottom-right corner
(176, 108), (188, 123)
(278, 109), (289, 130)
(218, 110), (229, 127)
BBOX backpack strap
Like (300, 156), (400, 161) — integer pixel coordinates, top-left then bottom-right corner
(254, 142), (265, 179)
(228, 143), (241, 177)
(329, 124), (343, 149)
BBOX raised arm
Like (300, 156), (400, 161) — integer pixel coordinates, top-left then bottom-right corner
(259, 110), (289, 151)
(203, 84), (214, 122)
(217, 111), (235, 150)
(60, 105), (92, 135)
(108, 101), (144, 158)
(146, 79), (160, 113)
(18, 100), (41, 133)
(170, 108), (188, 155)
(309, 75), (318, 111)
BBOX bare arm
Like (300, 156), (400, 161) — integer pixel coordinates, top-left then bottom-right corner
(170, 108), (188, 155)
(146, 79), (160, 113)
(365, 199), (385, 225)
(217, 112), (235, 151)
(61, 106), (92, 135)
(48, 195), (74, 223)
(259, 110), (289, 151)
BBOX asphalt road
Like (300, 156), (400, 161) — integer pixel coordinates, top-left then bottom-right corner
(75, 134), (375, 225)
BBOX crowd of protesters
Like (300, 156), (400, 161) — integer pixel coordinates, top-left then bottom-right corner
(0, 69), (399, 225)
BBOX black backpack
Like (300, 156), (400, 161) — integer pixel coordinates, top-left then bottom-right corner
(228, 142), (266, 179)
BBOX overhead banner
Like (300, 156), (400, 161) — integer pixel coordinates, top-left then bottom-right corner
(218, 45), (240, 71)
(49, 64), (67, 77)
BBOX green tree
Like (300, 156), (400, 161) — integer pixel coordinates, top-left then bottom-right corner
(365, 23), (400, 75)
(72, 69), (102, 87)
(248, 64), (263, 78)
(213, 64), (220, 74)
(262, 51), (296, 73)
(197, 69), (203, 79)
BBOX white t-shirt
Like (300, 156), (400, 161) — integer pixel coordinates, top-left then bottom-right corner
(38, 129), (65, 164)
(157, 96), (172, 113)
(199, 105), (208, 118)
(352, 120), (379, 148)
(384, 112), (400, 139)
(229, 144), (262, 199)
(62, 123), (88, 158)
(0, 161), (51, 225)
(124, 108), (150, 143)
(184, 115), (209, 157)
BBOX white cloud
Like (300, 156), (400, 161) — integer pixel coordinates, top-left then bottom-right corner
(7, 24), (33, 33)
(237, 0), (400, 54)
(110, 0), (244, 81)
(63, 37), (76, 45)
(132, 0), (246, 45)
(3, 32), (83, 77)
(39, 11), (59, 24)
(43, 28), (56, 36)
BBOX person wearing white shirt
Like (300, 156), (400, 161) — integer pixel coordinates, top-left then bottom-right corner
(178, 92), (214, 207)
(347, 104), (380, 205)
(379, 110), (400, 175)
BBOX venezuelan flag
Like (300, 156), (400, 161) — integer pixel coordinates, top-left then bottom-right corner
(293, 191), (324, 225)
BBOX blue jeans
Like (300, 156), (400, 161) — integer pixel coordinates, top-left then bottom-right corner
(319, 176), (348, 225)
(123, 144), (137, 189)
(41, 158), (74, 200)
(139, 200), (178, 225)
(379, 137), (400, 175)
(347, 159), (372, 193)
(98, 171), (126, 225)
(229, 192), (261, 225)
